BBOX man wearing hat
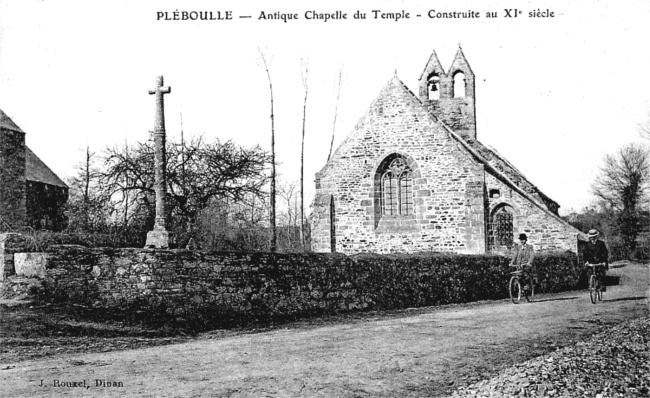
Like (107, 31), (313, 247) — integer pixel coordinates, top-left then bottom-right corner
(583, 229), (609, 291)
(510, 233), (536, 289)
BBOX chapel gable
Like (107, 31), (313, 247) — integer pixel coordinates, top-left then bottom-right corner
(311, 75), (486, 254)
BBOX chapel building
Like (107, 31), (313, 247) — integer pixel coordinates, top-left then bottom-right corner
(310, 47), (581, 254)
(0, 109), (69, 232)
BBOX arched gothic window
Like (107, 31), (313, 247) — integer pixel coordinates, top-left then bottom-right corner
(490, 205), (514, 249)
(380, 157), (413, 216)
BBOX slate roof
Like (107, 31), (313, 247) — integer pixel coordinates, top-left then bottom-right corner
(1, 109), (68, 189)
(25, 146), (68, 188)
(463, 139), (560, 212)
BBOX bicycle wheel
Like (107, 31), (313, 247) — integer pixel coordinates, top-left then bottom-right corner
(525, 282), (535, 302)
(509, 276), (521, 304)
(589, 275), (597, 304)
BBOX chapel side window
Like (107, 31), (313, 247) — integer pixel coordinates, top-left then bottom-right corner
(399, 172), (413, 215)
(380, 157), (413, 216)
(491, 205), (514, 248)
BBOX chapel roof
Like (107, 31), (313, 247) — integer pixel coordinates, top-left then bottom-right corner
(463, 139), (559, 210)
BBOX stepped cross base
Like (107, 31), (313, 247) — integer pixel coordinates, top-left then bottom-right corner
(145, 227), (172, 249)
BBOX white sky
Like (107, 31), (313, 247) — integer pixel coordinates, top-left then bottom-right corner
(1, 0), (649, 216)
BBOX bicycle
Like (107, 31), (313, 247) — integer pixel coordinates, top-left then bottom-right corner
(585, 262), (606, 304)
(509, 264), (534, 304)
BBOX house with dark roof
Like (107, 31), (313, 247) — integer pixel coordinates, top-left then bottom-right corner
(310, 47), (581, 254)
(0, 109), (68, 231)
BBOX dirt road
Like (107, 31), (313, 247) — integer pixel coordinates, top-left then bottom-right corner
(1, 263), (648, 398)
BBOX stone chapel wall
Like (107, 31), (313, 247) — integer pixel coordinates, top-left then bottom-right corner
(486, 173), (579, 253)
(312, 79), (485, 254)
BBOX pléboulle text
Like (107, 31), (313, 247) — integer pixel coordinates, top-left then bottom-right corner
(156, 11), (232, 21)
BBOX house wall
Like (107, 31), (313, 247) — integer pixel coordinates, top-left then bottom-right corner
(311, 78), (486, 254)
(0, 128), (26, 231)
(26, 181), (69, 231)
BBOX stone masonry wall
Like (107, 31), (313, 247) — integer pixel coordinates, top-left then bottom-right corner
(311, 77), (485, 254)
(44, 247), (372, 319)
(486, 173), (579, 253)
(0, 128), (26, 231)
(0, 233), (31, 280)
(425, 99), (476, 141)
(417, 48), (476, 141)
(40, 246), (582, 325)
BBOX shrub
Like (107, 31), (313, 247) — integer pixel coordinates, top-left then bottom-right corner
(350, 251), (579, 309)
(532, 251), (583, 292)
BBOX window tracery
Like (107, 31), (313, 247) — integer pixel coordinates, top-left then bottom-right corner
(380, 157), (413, 216)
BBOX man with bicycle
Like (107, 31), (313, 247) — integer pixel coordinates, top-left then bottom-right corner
(583, 229), (609, 291)
(510, 233), (536, 290)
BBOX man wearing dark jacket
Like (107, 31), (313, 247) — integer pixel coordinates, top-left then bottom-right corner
(583, 229), (609, 291)
(510, 233), (536, 290)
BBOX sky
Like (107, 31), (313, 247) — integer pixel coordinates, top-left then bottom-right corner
(1, 0), (649, 216)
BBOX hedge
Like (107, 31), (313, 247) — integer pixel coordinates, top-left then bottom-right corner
(348, 251), (581, 309)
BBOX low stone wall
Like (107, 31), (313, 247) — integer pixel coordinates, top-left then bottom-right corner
(0, 233), (31, 280)
(44, 246), (367, 321)
(41, 246), (581, 327)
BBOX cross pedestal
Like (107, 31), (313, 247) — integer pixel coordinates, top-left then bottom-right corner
(145, 75), (173, 249)
(146, 228), (172, 249)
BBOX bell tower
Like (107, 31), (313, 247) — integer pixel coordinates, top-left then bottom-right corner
(418, 46), (476, 141)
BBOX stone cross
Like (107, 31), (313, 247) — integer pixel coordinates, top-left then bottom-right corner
(145, 76), (172, 249)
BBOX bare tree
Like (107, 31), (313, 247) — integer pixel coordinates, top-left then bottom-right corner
(300, 58), (309, 250)
(592, 144), (650, 211)
(195, 192), (270, 252)
(259, 46), (277, 252)
(81, 146), (95, 204)
(592, 143), (650, 254)
(278, 179), (299, 249)
(327, 66), (344, 162)
(101, 135), (271, 245)
(638, 106), (650, 140)
(67, 146), (106, 231)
